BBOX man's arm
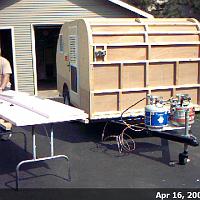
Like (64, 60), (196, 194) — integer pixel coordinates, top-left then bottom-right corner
(0, 74), (10, 91)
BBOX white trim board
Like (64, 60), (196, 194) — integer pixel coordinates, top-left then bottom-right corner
(108, 0), (154, 18)
(0, 90), (88, 126)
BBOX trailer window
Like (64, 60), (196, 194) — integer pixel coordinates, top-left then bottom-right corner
(71, 65), (77, 93)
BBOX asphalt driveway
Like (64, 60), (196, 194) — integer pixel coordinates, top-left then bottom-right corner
(0, 114), (200, 189)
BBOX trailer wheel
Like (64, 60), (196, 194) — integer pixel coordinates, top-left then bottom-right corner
(63, 83), (70, 105)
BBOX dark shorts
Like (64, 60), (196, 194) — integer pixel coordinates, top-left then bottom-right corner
(3, 87), (11, 91)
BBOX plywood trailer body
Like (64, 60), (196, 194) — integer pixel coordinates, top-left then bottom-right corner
(56, 18), (200, 120)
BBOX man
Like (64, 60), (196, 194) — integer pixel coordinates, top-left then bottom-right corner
(0, 55), (12, 91)
(0, 55), (12, 140)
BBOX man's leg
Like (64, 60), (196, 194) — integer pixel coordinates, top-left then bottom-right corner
(0, 87), (12, 140)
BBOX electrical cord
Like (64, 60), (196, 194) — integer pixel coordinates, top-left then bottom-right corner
(102, 97), (146, 153)
(120, 97), (146, 121)
(102, 126), (135, 153)
(120, 97), (146, 133)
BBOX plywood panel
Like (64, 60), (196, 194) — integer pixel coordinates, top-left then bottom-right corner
(93, 93), (119, 113)
(122, 64), (145, 88)
(93, 64), (119, 90)
(91, 25), (145, 32)
(80, 88), (90, 115)
(178, 62), (199, 85)
(149, 34), (199, 43)
(148, 25), (197, 32)
(151, 45), (199, 60)
(93, 35), (144, 44)
(149, 63), (174, 87)
(175, 88), (198, 104)
(107, 46), (147, 61)
(151, 90), (173, 100)
(121, 91), (147, 110)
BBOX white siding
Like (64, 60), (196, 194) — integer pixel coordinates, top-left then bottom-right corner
(0, 0), (135, 94)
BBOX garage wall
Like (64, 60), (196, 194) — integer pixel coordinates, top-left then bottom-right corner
(0, 0), (136, 94)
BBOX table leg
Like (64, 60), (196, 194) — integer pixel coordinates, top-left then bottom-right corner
(15, 124), (70, 190)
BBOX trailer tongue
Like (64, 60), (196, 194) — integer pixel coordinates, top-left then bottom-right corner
(102, 94), (198, 165)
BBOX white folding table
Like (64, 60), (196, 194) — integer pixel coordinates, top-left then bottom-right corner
(0, 90), (88, 190)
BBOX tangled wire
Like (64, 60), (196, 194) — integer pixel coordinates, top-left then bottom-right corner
(101, 98), (146, 153)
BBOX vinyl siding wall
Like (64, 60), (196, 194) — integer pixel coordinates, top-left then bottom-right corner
(0, 0), (135, 94)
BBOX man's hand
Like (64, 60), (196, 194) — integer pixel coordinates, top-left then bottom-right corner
(0, 74), (10, 92)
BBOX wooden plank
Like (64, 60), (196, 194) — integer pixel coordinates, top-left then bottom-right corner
(93, 93), (119, 113)
(93, 64), (120, 90)
(148, 25), (198, 32)
(107, 46), (147, 61)
(91, 22), (196, 26)
(118, 63), (123, 112)
(92, 84), (200, 94)
(144, 24), (149, 43)
(136, 18), (196, 23)
(92, 58), (200, 65)
(91, 25), (145, 33)
(148, 34), (199, 43)
(122, 63), (145, 89)
(151, 45), (199, 60)
(145, 22), (151, 86)
(119, 63), (123, 89)
(90, 92), (94, 118)
(103, 45), (107, 62)
(118, 91), (122, 112)
(93, 46), (97, 62)
(172, 88), (176, 97)
(174, 61), (179, 85)
(92, 31), (200, 35)
(178, 61), (199, 85)
(92, 35), (144, 44)
(149, 62), (174, 87)
(92, 32), (146, 35)
(148, 31), (200, 34)
(121, 91), (147, 110)
(93, 42), (200, 46)
(147, 45), (151, 60)
(145, 62), (149, 87)
(80, 88), (90, 117)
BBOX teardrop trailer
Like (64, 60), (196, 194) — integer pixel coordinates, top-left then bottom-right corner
(56, 18), (200, 164)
